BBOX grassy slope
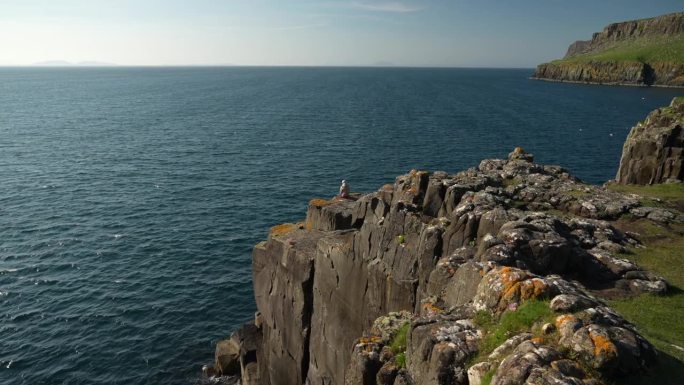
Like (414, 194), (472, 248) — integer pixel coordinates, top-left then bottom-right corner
(550, 33), (684, 65)
(605, 183), (684, 384)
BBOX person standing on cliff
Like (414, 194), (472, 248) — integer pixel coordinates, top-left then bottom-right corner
(338, 180), (350, 198)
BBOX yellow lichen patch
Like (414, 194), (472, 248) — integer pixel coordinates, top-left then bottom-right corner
(589, 331), (618, 359)
(519, 278), (549, 300)
(422, 302), (443, 316)
(493, 267), (552, 311)
(500, 267), (526, 286)
(555, 314), (577, 329)
(270, 223), (299, 237)
(309, 198), (332, 207)
(501, 281), (522, 303)
(359, 336), (382, 345)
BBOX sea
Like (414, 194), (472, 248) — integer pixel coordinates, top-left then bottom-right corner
(0, 67), (681, 385)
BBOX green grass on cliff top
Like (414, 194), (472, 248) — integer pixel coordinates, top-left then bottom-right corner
(472, 300), (554, 362)
(607, 182), (684, 210)
(551, 33), (684, 65)
(606, 183), (684, 384)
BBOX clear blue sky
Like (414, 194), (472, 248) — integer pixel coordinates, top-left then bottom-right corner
(0, 0), (682, 67)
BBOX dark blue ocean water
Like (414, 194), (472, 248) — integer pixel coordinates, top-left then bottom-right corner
(0, 67), (681, 384)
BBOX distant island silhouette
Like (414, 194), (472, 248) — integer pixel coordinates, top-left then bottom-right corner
(32, 60), (118, 67)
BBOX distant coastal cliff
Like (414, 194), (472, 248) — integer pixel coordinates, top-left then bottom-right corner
(205, 99), (684, 385)
(532, 12), (684, 87)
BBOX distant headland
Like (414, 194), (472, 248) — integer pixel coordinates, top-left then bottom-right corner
(532, 12), (684, 87)
(31, 60), (118, 67)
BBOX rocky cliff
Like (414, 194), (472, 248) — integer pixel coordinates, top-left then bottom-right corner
(204, 138), (684, 385)
(198, 98), (684, 385)
(617, 97), (684, 184)
(532, 12), (684, 87)
(563, 12), (684, 58)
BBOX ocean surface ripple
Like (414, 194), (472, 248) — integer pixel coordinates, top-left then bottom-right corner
(0, 67), (680, 384)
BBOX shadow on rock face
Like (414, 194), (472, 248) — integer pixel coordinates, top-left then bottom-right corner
(619, 349), (684, 385)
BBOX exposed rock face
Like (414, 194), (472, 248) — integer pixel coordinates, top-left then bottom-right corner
(211, 323), (262, 384)
(617, 97), (684, 184)
(532, 12), (684, 87)
(533, 61), (652, 86)
(563, 13), (684, 58)
(209, 146), (680, 385)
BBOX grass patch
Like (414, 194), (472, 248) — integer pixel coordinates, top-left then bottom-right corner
(502, 177), (522, 187)
(540, 208), (574, 219)
(509, 200), (528, 210)
(566, 188), (591, 198)
(609, 220), (684, 361)
(472, 300), (554, 362)
(390, 323), (409, 354)
(395, 352), (406, 369)
(609, 184), (684, 364)
(616, 351), (684, 385)
(606, 182), (684, 209)
(551, 33), (684, 65)
(612, 293), (684, 360)
(390, 323), (409, 368)
(481, 369), (496, 385)
(613, 224), (684, 286)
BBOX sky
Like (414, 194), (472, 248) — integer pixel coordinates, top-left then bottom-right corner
(0, 0), (682, 67)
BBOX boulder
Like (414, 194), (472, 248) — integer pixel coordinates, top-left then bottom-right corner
(214, 338), (240, 376)
(616, 97), (684, 185)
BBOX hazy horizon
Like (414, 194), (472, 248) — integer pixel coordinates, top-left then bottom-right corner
(1, 0), (682, 67)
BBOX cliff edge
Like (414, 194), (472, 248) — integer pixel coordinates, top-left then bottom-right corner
(532, 12), (684, 87)
(205, 104), (684, 385)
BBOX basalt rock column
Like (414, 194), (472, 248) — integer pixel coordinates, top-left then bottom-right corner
(616, 97), (684, 184)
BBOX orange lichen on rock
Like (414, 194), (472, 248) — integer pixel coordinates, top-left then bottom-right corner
(499, 267), (526, 286)
(270, 223), (300, 237)
(520, 278), (549, 300)
(496, 268), (550, 310)
(358, 335), (382, 345)
(555, 314), (577, 329)
(501, 281), (522, 303)
(309, 198), (332, 207)
(531, 337), (544, 344)
(589, 331), (618, 359)
(422, 302), (443, 316)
